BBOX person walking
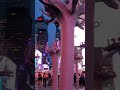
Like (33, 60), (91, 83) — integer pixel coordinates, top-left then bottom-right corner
(74, 73), (76, 87)
(48, 73), (52, 86)
(35, 71), (39, 87)
(43, 72), (48, 87)
(38, 72), (43, 87)
(79, 73), (85, 87)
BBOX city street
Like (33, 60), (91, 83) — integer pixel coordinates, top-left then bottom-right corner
(36, 86), (85, 90)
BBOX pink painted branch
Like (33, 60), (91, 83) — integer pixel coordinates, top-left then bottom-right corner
(71, 0), (78, 14)
(46, 18), (54, 24)
(64, 0), (69, 4)
(39, 8), (51, 17)
(39, 0), (49, 5)
(74, 1), (85, 17)
(48, 0), (70, 15)
(65, 0), (73, 12)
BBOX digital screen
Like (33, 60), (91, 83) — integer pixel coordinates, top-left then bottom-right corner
(74, 26), (85, 72)
(35, 49), (42, 64)
(74, 26), (85, 46)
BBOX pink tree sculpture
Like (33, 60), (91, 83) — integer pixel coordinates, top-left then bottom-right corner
(45, 40), (60, 90)
(74, 42), (85, 89)
(40, 0), (85, 90)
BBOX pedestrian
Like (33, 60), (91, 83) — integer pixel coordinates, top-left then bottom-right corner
(82, 74), (85, 86)
(48, 73), (52, 86)
(43, 72), (48, 87)
(79, 73), (85, 87)
(38, 72), (42, 87)
(74, 73), (76, 87)
(35, 71), (39, 87)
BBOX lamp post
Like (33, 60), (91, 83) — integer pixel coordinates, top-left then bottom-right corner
(45, 39), (60, 90)
(74, 42), (85, 89)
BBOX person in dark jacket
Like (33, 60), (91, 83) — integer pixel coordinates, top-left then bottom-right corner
(79, 73), (85, 87)
(74, 73), (76, 87)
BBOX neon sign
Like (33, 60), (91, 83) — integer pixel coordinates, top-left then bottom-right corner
(37, 17), (43, 21)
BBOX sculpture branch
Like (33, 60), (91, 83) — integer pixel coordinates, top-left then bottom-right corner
(74, 0), (85, 17)
(39, 0), (48, 5)
(65, 0), (69, 4)
(65, 0), (73, 13)
(48, 0), (71, 15)
(71, 0), (78, 14)
(39, 8), (51, 17)
(46, 18), (54, 24)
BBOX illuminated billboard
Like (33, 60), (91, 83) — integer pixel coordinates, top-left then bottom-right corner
(74, 26), (85, 73)
(74, 26), (85, 46)
(35, 49), (42, 69)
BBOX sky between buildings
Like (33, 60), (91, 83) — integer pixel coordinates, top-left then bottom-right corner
(35, 0), (56, 46)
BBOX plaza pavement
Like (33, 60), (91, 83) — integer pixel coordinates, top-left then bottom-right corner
(35, 86), (85, 90)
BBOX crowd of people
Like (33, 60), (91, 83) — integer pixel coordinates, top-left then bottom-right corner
(35, 70), (85, 88)
(74, 73), (85, 87)
(35, 70), (52, 87)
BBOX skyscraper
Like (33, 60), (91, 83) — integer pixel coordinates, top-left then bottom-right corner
(55, 21), (61, 40)
(0, 0), (28, 19)
(0, 1), (34, 89)
(35, 15), (48, 64)
(0, 19), (6, 44)
(0, 0), (34, 64)
(5, 7), (32, 65)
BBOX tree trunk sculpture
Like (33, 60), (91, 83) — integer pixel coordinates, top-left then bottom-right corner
(39, 0), (85, 90)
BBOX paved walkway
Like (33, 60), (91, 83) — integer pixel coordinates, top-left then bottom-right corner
(35, 86), (85, 90)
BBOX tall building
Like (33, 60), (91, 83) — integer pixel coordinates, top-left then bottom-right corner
(54, 21), (61, 40)
(0, 0), (7, 45)
(35, 15), (48, 64)
(0, 0), (33, 29)
(0, 0), (30, 19)
(5, 7), (32, 65)
(0, 0), (33, 64)
(0, 19), (6, 43)
(0, 1), (35, 90)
